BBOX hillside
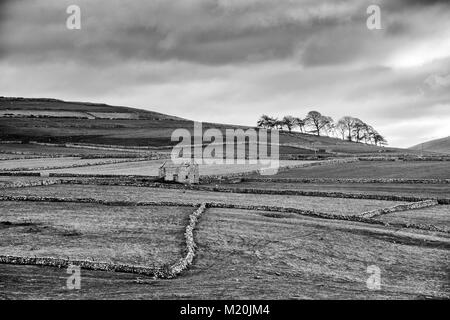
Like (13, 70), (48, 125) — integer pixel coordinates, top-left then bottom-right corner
(409, 136), (450, 154)
(0, 97), (184, 121)
(0, 96), (412, 155)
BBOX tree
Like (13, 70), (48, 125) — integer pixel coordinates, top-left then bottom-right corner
(372, 133), (387, 146)
(282, 115), (296, 132)
(336, 119), (348, 140)
(257, 113), (387, 144)
(352, 118), (368, 143)
(294, 117), (305, 133)
(256, 114), (276, 129)
(257, 115), (268, 128)
(324, 121), (336, 137)
(304, 111), (333, 136)
(273, 118), (284, 130)
(338, 116), (357, 141)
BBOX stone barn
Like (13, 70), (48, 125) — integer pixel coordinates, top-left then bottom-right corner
(158, 160), (199, 184)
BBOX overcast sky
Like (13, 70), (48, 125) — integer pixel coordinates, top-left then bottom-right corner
(1, 0), (449, 147)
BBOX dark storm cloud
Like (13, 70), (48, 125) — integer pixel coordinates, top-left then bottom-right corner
(0, 0), (449, 67)
(0, 0), (364, 66)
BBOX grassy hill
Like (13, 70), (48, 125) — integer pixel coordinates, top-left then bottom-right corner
(0, 96), (184, 120)
(409, 136), (450, 154)
(0, 96), (413, 155)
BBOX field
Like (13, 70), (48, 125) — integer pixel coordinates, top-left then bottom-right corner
(30, 159), (311, 176)
(216, 182), (450, 200)
(1, 98), (416, 156)
(0, 98), (449, 300)
(1, 184), (409, 216)
(0, 157), (141, 171)
(247, 161), (450, 179)
(375, 206), (450, 230)
(0, 207), (448, 299)
(1, 156), (449, 299)
(0, 201), (190, 267)
(0, 143), (149, 156)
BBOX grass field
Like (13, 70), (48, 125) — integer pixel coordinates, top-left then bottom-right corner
(0, 157), (140, 171)
(0, 143), (147, 156)
(217, 182), (450, 200)
(0, 201), (191, 267)
(375, 206), (450, 231)
(249, 161), (450, 179)
(1, 184), (409, 216)
(35, 160), (313, 176)
(0, 207), (448, 299)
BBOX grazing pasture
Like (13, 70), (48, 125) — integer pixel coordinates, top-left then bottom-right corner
(217, 182), (450, 200)
(1, 184), (409, 216)
(0, 201), (190, 266)
(36, 160), (314, 177)
(0, 143), (146, 156)
(252, 161), (450, 179)
(375, 206), (450, 231)
(0, 157), (140, 171)
(0, 207), (448, 299)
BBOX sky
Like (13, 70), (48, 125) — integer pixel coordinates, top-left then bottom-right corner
(0, 0), (449, 148)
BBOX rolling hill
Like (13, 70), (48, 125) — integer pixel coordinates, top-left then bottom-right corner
(409, 136), (450, 154)
(0, 96), (414, 155)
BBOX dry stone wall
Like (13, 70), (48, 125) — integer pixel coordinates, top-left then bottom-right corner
(242, 177), (450, 184)
(165, 203), (206, 278)
(0, 179), (60, 189)
(360, 200), (439, 218)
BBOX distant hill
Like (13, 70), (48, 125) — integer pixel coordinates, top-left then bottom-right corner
(0, 97), (184, 121)
(409, 136), (450, 154)
(0, 96), (414, 156)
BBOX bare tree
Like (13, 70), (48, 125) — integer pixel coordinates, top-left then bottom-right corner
(294, 117), (305, 133)
(282, 115), (296, 132)
(336, 119), (348, 140)
(352, 118), (367, 142)
(273, 118), (284, 130)
(257, 114), (276, 129)
(372, 133), (387, 146)
(338, 116), (357, 141)
(304, 111), (333, 136)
